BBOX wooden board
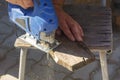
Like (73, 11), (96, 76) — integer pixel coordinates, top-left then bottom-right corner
(15, 36), (95, 71)
(64, 5), (112, 50)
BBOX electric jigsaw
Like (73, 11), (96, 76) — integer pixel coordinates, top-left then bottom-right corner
(8, 0), (60, 53)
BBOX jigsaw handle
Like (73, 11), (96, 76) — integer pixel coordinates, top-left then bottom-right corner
(8, 0), (58, 40)
(8, 0), (58, 23)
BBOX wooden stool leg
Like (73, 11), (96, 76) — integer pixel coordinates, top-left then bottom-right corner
(99, 50), (109, 80)
(19, 48), (28, 80)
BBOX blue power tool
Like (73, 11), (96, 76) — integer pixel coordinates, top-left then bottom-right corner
(8, 0), (60, 52)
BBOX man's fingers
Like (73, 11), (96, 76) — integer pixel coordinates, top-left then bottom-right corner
(60, 21), (75, 41)
(66, 18), (83, 41)
(78, 24), (84, 36)
(71, 24), (83, 41)
(23, 0), (33, 9)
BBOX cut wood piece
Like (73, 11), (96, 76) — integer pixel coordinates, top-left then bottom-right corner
(51, 51), (94, 71)
(15, 36), (95, 71)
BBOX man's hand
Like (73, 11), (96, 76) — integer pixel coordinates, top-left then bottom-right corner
(54, 6), (84, 41)
(6, 0), (33, 9)
(6, 0), (84, 41)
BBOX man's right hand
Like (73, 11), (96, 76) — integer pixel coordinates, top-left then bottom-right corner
(6, 0), (33, 9)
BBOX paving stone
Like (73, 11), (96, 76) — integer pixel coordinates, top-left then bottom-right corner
(113, 69), (120, 80)
(31, 65), (55, 80)
(54, 63), (71, 74)
(109, 46), (120, 63)
(2, 34), (17, 48)
(26, 72), (41, 80)
(27, 49), (45, 61)
(38, 54), (53, 66)
(0, 54), (18, 76)
(72, 61), (99, 80)
(0, 16), (14, 34)
(108, 64), (119, 79)
(6, 64), (19, 79)
(0, 35), (8, 44)
(25, 60), (37, 74)
(112, 32), (120, 50)
(64, 78), (73, 80)
(0, 47), (9, 61)
(7, 49), (20, 58)
(38, 54), (71, 73)
(93, 64), (118, 80)
(92, 67), (102, 80)
(0, 1), (7, 18)
(0, 49), (19, 78)
(114, 77), (120, 80)
(54, 72), (66, 80)
(0, 17), (16, 45)
(6, 59), (36, 80)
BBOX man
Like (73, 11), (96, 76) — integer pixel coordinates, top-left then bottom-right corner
(6, 0), (84, 41)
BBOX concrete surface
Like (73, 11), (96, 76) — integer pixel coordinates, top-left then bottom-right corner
(0, 1), (120, 80)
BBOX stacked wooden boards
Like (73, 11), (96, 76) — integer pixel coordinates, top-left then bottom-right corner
(64, 5), (112, 50)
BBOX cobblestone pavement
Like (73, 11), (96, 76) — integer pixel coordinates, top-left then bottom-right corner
(1, 1), (120, 80)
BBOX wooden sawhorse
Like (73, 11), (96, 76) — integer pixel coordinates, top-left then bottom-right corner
(14, 5), (112, 80)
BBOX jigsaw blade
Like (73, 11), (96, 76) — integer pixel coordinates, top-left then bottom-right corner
(19, 34), (60, 53)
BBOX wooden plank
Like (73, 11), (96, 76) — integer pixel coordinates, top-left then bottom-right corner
(15, 36), (95, 71)
(99, 50), (109, 80)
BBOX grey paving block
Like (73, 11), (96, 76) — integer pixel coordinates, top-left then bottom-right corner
(64, 78), (73, 80)
(25, 59), (37, 74)
(31, 65), (55, 80)
(6, 64), (19, 79)
(0, 17), (14, 34)
(0, 54), (18, 76)
(92, 68), (102, 80)
(0, 47), (9, 60)
(109, 46), (120, 63)
(54, 72), (66, 80)
(7, 49), (20, 58)
(2, 34), (17, 48)
(113, 70), (120, 80)
(38, 54), (71, 73)
(72, 61), (99, 80)
(54, 63), (71, 74)
(38, 54), (53, 66)
(0, 1), (7, 18)
(6, 59), (36, 80)
(0, 35), (8, 44)
(27, 49), (45, 61)
(108, 64), (119, 80)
